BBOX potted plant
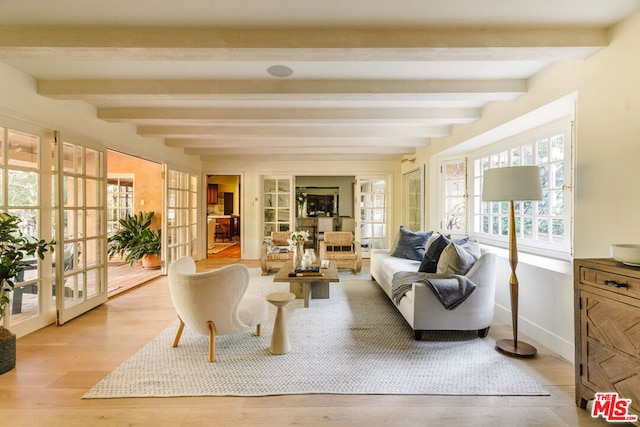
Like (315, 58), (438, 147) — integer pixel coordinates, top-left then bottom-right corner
(0, 213), (54, 374)
(107, 211), (162, 269)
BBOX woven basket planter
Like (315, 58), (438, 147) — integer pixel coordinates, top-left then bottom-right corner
(0, 331), (17, 375)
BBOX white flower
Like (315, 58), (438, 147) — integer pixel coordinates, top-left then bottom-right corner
(287, 230), (309, 248)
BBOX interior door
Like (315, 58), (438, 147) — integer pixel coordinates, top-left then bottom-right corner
(355, 175), (391, 258)
(55, 133), (108, 325)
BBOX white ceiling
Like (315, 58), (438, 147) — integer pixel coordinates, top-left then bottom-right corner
(0, 0), (639, 161)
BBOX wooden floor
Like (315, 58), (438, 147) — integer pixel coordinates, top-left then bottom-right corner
(1, 257), (620, 426)
(107, 261), (162, 297)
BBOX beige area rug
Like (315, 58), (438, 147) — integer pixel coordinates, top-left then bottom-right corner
(84, 268), (548, 398)
(207, 242), (238, 254)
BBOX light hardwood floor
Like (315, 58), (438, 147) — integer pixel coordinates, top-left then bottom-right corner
(1, 257), (622, 426)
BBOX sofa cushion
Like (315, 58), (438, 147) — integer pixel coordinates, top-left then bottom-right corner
(391, 226), (433, 261)
(418, 234), (469, 273)
(436, 240), (481, 275)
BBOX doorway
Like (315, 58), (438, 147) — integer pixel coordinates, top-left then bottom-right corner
(106, 150), (163, 296)
(206, 174), (241, 259)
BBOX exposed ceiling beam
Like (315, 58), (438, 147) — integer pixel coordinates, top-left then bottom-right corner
(137, 124), (451, 138)
(38, 79), (527, 100)
(198, 152), (405, 162)
(0, 26), (607, 61)
(165, 137), (429, 148)
(97, 107), (481, 125)
(186, 145), (415, 156)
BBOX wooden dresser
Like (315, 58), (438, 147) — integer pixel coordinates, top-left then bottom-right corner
(574, 258), (640, 423)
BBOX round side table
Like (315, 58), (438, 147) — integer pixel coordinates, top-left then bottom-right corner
(266, 292), (296, 355)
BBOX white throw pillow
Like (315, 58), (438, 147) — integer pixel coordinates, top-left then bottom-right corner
(264, 239), (283, 253)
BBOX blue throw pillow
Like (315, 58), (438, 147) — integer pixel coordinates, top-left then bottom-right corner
(418, 234), (469, 273)
(391, 226), (433, 261)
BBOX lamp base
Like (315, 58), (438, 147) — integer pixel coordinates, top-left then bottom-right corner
(495, 338), (537, 357)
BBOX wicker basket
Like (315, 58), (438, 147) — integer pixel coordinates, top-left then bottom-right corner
(0, 331), (17, 375)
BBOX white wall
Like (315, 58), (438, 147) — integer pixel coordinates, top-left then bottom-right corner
(572, 13), (640, 258)
(422, 10), (640, 361)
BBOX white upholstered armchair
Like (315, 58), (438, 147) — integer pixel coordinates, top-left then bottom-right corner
(168, 256), (268, 362)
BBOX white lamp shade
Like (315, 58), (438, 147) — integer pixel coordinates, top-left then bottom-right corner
(481, 166), (543, 202)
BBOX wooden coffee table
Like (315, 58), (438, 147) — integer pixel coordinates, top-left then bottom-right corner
(273, 262), (339, 308)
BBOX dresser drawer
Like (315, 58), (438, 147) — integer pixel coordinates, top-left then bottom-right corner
(580, 266), (640, 299)
(575, 259), (640, 426)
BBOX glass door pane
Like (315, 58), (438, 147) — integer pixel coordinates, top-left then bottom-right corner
(356, 176), (390, 258)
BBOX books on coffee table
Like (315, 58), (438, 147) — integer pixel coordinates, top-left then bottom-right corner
(288, 266), (323, 277)
(295, 266), (320, 273)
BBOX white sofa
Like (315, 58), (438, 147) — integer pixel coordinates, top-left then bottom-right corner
(370, 248), (497, 339)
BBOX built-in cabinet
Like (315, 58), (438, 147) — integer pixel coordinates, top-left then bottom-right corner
(574, 258), (640, 424)
(207, 184), (218, 204)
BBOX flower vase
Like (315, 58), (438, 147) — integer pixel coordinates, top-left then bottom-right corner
(302, 250), (313, 268)
(304, 248), (316, 264)
(293, 242), (304, 269)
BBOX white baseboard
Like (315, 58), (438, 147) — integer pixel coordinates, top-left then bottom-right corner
(494, 304), (575, 363)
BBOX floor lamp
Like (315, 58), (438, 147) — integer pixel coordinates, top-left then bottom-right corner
(482, 166), (542, 357)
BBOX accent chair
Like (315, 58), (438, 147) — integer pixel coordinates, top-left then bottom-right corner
(260, 231), (294, 275)
(319, 231), (362, 274)
(168, 256), (268, 362)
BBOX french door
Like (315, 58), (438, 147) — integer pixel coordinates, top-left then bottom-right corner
(1, 118), (109, 333)
(262, 176), (294, 237)
(54, 134), (108, 325)
(1, 120), (56, 335)
(356, 175), (391, 258)
(164, 166), (199, 268)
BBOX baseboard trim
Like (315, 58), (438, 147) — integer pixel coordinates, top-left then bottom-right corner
(494, 304), (574, 363)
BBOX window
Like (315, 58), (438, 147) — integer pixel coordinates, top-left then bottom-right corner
(471, 120), (573, 255)
(107, 175), (134, 234)
(441, 158), (468, 234)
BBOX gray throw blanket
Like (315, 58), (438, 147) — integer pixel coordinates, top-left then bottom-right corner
(391, 271), (477, 310)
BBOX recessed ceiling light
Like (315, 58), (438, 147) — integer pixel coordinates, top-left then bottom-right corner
(267, 65), (294, 78)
